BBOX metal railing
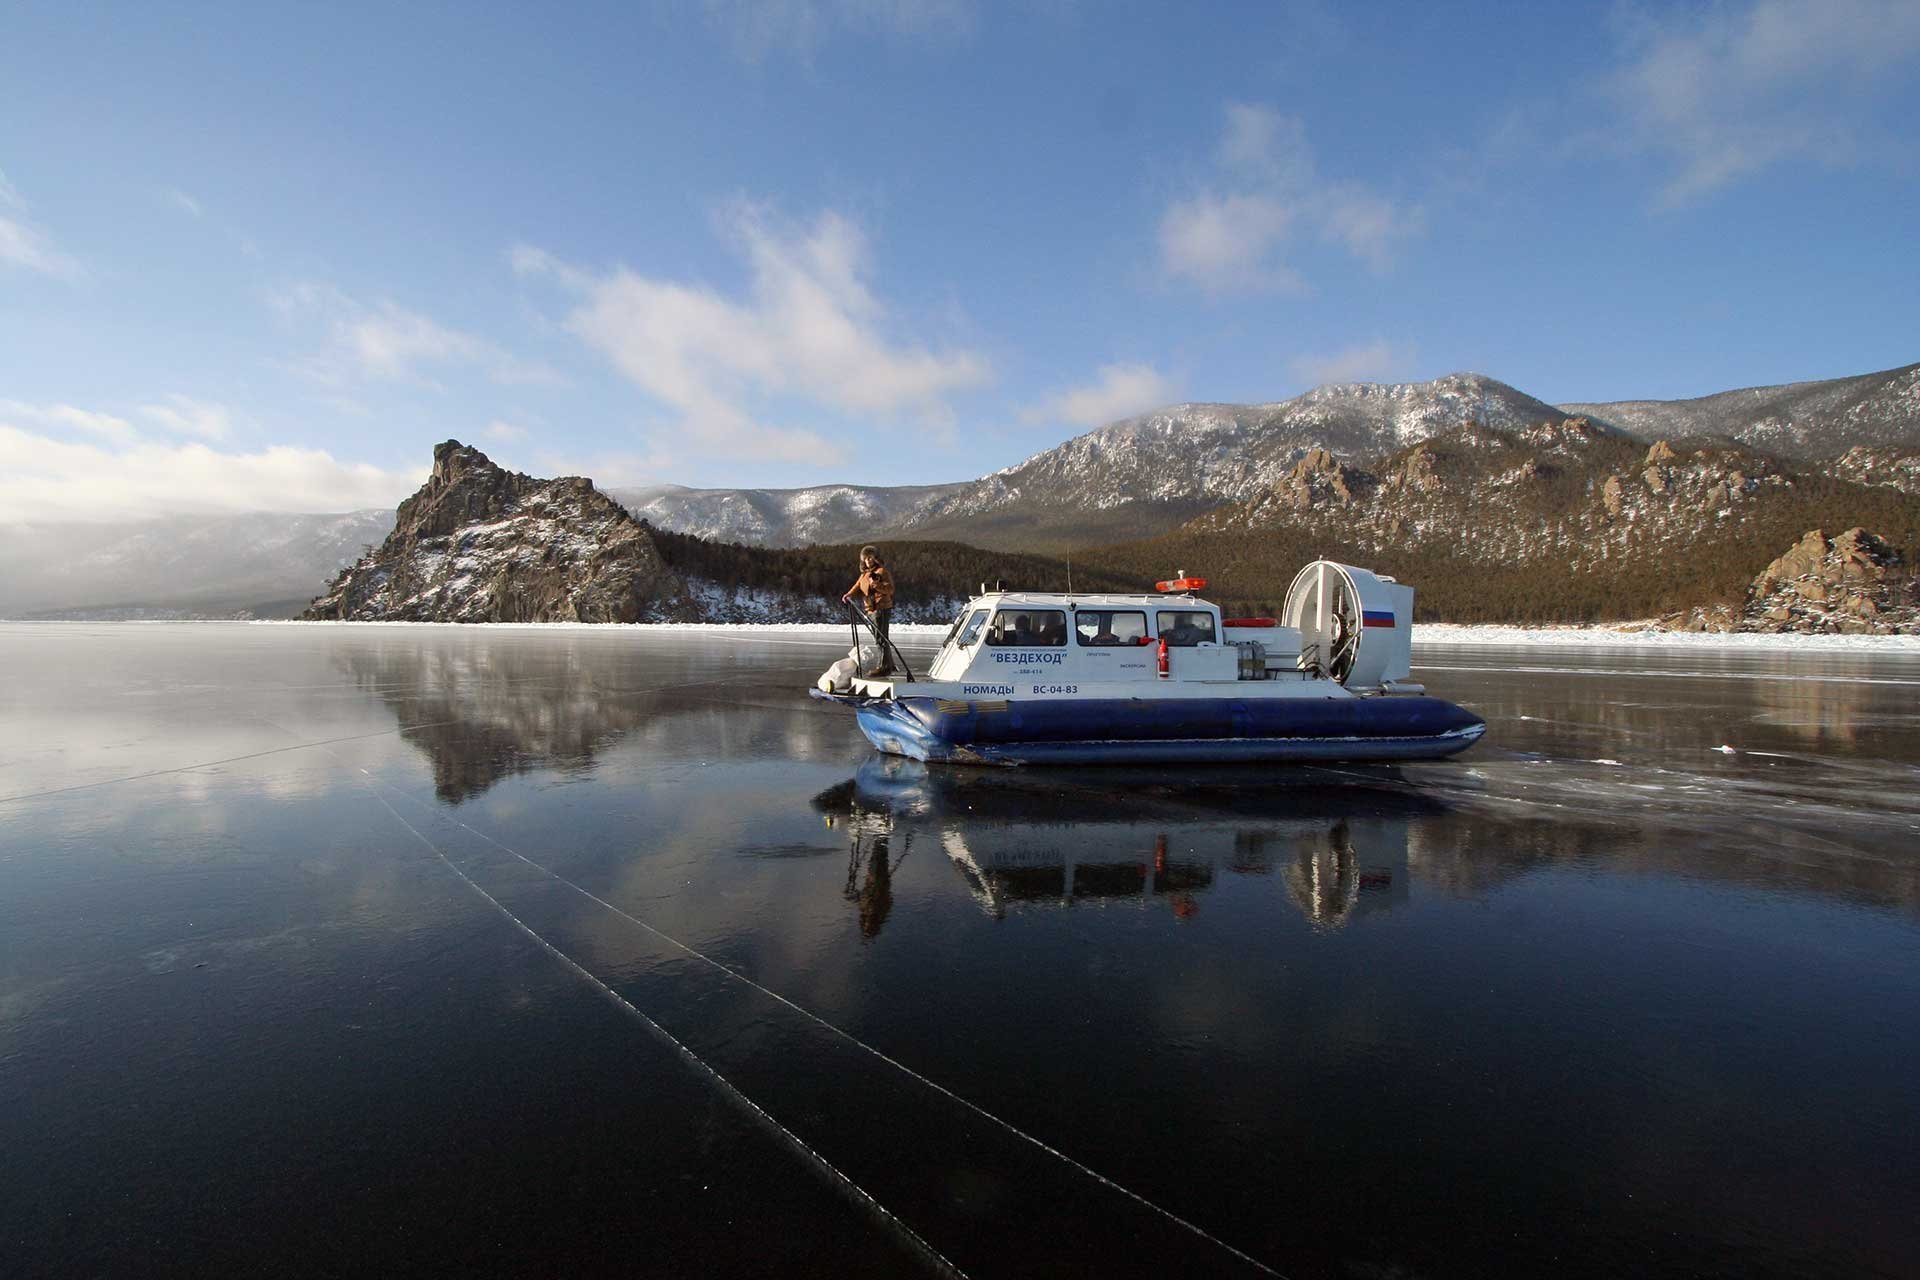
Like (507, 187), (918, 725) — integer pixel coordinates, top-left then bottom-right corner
(842, 601), (916, 683)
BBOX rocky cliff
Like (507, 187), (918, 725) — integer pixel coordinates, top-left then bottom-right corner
(1665, 528), (1919, 635)
(1195, 424), (1807, 574)
(303, 442), (695, 622)
(1074, 416), (1920, 624)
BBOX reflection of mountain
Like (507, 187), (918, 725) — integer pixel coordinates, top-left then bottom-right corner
(1407, 805), (1920, 914)
(336, 642), (660, 803)
(1748, 661), (1911, 747)
(811, 758), (1447, 929)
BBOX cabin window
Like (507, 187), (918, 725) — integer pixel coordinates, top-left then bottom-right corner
(1075, 610), (1149, 646)
(953, 609), (989, 648)
(986, 609), (1069, 647)
(1156, 610), (1217, 646)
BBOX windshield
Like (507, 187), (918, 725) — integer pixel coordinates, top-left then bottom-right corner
(986, 609), (1069, 647)
(939, 608), (968, 647)
(954, 609), (989, 648)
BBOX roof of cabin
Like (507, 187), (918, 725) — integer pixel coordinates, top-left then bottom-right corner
(964, 592), (1217, 610)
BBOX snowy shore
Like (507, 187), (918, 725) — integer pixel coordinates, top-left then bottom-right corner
(227, 617), (1920, 653)
(1413, 623), (1920, 652)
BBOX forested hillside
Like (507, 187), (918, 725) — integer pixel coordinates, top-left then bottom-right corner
(1079, 494), (1920, 624)
(644, 524), (1141, 610)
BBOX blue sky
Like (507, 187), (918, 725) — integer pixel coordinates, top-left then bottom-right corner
(3, 0), (1917, 520)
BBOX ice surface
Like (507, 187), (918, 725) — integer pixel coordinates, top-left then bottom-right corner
(2, 622), (1917, 1278)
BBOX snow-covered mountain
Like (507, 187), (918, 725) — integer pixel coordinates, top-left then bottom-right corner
(893, 373), (1584, 540)
(605, 373), (1589, 551)
(1561, 362), (1920, 458)
(605, 481), (965, 548)
(5, 363), (1913, 618)
(612, 365), (1914, 551)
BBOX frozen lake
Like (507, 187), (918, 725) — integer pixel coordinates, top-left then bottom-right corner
(3, 623), (1918, 1278)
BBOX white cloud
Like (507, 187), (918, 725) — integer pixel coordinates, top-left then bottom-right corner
(1315, 184), (1421, 273)
(1158, 104), (1421, 294)
(0, 426), (420, 523)
(1217, 104), (1315, 184)
(509, 243), (585, 288)
(0, 171), (83, 280)
(139, 395), (236, 440)
(1159, 193), (1301, 295)
(345, 303), (487, 379)
(534, 445), (669, 488)
(705, 0), (975, 62)
(0, 400), (139, 444)
(520, 205), (991, 463)
(1608, 0), (1920, 204)
(277, 283), (563, 388)
(484, 419), (529, 442)
(0, 219), (82, 278)
(1287, 339), (1412, 387)
(166, 188), (203, 218)
(1023, 363), (1179, 428)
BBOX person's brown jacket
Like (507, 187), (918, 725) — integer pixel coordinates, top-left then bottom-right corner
(848, 565), (895, 611)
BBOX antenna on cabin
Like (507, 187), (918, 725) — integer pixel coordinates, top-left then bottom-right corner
(1067, 557), (1073, 594)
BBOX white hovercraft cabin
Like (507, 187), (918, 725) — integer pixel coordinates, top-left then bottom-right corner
(809, 560), (1485, 766)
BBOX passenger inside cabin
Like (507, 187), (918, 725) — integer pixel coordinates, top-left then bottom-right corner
(1076, 610), (1149, 646)
(1158, 610), (1217, 646)
(986, 609), (1069, 646)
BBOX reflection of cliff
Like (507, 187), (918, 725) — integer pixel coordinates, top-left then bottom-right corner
(1406, 807), (1920, 915)
(812, 759), (1442, 929)
(1747, 661), (1903, 747)
(1466, 652), (1901, 756)
(336, 641), (659, 802)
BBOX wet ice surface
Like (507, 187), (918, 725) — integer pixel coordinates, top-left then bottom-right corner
(3, 624), (1918, 1279)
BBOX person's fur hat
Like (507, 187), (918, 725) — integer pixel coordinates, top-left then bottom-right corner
(860, 544), (882, 562)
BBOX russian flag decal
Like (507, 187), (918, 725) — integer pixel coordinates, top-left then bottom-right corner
(1361, 609), (1396, 628)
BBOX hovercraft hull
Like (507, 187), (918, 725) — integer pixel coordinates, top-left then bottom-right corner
(813, 691), (1485, 766)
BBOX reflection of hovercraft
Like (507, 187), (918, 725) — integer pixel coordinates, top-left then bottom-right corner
(809, 755), (1455, 826)
(809, 757), (1438, 926)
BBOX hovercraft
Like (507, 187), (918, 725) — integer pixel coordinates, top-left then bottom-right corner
(809, 561), (1485, 766)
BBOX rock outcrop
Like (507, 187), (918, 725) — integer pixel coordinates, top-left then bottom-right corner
(1832, 445), (1920, 496)
(1741, 528), (1917, 634)
(303, 441), (696, 622)
(1663, 527), (1919, 634)
(1198, 417), (1796, 576)
(1243, 447), (1372, 517)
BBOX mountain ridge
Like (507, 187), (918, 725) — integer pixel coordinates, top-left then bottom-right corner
(4, 361), (1914, 619)
(1560, 362), (1920, 458)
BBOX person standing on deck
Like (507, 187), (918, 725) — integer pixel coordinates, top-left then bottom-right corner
(841, 545), (896, 677)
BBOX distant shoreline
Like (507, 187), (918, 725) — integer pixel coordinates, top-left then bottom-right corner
(1413, 623), (1920, 651)
(263, 619), (1916, 650)
(4, 617), (1915, 651)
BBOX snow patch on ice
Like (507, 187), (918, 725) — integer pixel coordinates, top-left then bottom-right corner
(1416, 624), (1920, 653)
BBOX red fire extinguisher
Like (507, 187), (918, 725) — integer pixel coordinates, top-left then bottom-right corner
(1157, 637), (1169, 678)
